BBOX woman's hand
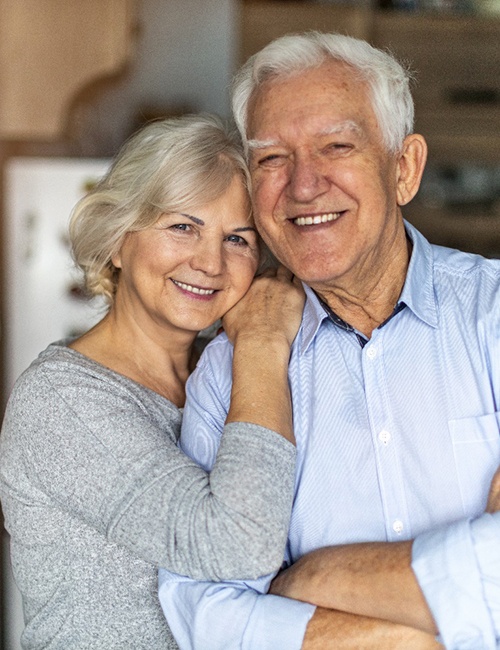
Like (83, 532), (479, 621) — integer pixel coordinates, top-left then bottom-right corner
(222, 265), (305, 349)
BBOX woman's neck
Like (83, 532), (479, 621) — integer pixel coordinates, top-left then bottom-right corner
(69, 310), (198, 407)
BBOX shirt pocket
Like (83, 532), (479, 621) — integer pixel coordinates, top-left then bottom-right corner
(449, 412), (500, 516)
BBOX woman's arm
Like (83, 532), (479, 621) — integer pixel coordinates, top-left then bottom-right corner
(0, 268), (304, 582)
(224, 265), (304, 444)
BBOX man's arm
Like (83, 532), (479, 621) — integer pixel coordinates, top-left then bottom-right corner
(270, 540), (437, 634)
(271, 470), (500, 648)
(303, 608), (442, 649)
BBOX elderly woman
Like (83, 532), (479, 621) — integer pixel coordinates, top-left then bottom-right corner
(0, 114), (304, 649)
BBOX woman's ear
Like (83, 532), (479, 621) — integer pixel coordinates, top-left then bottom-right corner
(111, 250), (122, 269)
(111, 233), (129, 269)
(396, 134), (428, 206)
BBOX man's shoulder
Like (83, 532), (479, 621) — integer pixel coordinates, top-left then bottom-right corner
(428, 243), (500, 318)
(430, 242), (499, 283)
(199, 331), (233, 361)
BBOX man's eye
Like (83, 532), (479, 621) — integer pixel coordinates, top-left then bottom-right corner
(325, 143), (352, 153)
(257, 154), (285, 167)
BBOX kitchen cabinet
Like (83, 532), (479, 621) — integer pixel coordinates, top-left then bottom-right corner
(0, 0), (136, 141)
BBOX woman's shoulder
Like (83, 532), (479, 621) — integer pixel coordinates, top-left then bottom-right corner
(6, 339), (181, 421)
(9, 339), (124, 395)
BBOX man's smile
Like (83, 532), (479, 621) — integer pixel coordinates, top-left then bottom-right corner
(291, 211), (343, 226)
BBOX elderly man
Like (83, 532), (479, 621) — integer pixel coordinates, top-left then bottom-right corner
(159, 32), (500, 649)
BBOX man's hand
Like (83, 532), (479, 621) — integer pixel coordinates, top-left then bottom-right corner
(486, 466), (500, 513)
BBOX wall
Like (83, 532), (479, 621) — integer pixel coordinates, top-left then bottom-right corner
(71, 0), (240, 157)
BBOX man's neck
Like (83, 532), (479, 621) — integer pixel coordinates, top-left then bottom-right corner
(314, 236), (411, 339)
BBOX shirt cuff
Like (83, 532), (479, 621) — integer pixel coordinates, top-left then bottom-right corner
(243, 593), (316, 650)
(412, 518), (496, 649)
(470, 513), (500, 640)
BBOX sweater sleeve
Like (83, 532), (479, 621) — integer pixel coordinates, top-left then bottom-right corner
(0, 350), (296, 581)
(157, 337), (315, 650)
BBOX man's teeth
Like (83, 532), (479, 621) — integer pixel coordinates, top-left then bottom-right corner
(294, 212), (341, 226)
(173, 280), (215, 295)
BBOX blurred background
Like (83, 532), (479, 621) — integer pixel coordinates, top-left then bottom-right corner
(1, 0), (499, 647)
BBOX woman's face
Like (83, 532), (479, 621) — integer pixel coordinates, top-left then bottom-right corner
(112, 175), (260, 336)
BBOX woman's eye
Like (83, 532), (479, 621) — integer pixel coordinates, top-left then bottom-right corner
(170, 223), (192, 232)
(225, 234), (247, 246)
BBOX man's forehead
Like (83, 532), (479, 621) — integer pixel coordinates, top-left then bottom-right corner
(247, 61), (372, 138)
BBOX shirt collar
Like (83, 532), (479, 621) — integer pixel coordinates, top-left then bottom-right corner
(400, 220), (439, 329)
(296, 220), (438, 354)
(298, 284), (330, 355)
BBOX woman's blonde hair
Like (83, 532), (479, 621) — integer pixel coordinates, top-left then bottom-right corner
(70, 113), (251, 304)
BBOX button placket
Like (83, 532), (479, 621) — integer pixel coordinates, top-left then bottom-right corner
(363, 332), (410, 541)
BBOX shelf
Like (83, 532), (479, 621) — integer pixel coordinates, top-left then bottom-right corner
(240, 1), (372, 63)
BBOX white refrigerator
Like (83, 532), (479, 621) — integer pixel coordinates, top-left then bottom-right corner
(2, 157), (111, 649)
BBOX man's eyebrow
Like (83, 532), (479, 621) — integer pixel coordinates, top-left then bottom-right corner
(247, 121), (363, 151)
(246, 138), (281, 151)
(318, 120), (363, 137)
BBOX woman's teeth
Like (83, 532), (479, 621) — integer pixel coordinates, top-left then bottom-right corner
(173, 280), (215, 295)
(294, 212), (341, 226)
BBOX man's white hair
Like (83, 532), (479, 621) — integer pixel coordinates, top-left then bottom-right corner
(232, 31), (415, 155)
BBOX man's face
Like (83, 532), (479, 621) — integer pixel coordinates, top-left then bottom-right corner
(247, 60), (404, 295)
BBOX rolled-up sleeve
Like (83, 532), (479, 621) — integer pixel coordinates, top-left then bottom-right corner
(158, 569), (316, 650)
(412, 512), (500, 649)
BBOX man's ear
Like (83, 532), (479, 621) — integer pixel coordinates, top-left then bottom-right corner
(396, 134), (428, 206)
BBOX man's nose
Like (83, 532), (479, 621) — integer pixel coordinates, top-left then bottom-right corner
(287, 154), (330, 203)
(190, 237), (224, 276)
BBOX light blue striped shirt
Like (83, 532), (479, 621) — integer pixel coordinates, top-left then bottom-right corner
(159, 222), (500, 650)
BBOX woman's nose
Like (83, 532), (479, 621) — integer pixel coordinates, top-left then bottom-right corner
(190, 238), (224, 276)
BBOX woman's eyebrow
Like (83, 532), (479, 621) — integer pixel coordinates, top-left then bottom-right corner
(179, 216), (256, 234)
(179, 213), (205, 225)
(234, 226), (258, 234)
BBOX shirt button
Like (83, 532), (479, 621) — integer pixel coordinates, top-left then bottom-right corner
(366, 346), (377, 359)
(379, 430), (391, 445)
(392, 520), (404, 534)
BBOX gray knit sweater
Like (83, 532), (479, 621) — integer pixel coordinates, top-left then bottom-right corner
(0, 342), (296, 649)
